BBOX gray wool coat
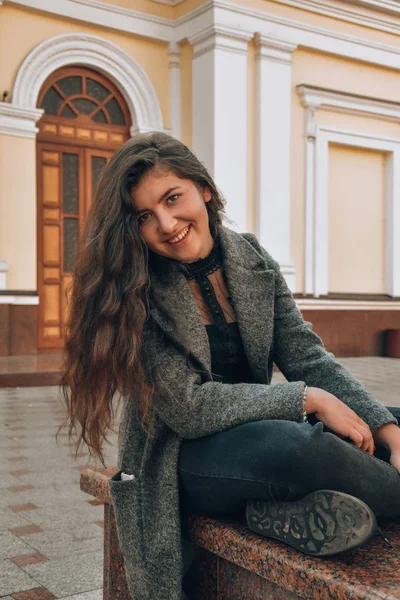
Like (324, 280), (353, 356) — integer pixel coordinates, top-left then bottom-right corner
(109, 225), (396, 600)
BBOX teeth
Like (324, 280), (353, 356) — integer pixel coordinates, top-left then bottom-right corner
(168, 226), (190, 244)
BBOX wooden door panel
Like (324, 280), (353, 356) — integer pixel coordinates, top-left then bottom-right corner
(42, 166), (60, 205)
(38, 143), (114, 350)
(43, 267), (60, 284)
(38, 143), (83, 349)
(43, 284), (60, 322)
(43, 225), (61, 264)
(43, 208), (60, 220)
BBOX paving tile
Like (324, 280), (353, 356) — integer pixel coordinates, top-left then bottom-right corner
(21, 550), (103, 597)
(20, 523), (103, 561)
(0, 530), (34, 561)
(0, 510), (32, 531)
(7, 485), (34, 493)
(0, 472), (30, 490)
(20, 504), (103, 531)
(7, 456), (28, 463)
(9, 469), (31, 477)
(0, 559), (38, 596)
(12, 587), (56, 600)
(10, 524), (43, 537)
(60, 590), (103, 600)
(10, 552), (48, 567)
(9, 503), (38, 513)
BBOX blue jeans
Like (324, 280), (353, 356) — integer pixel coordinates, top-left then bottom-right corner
(178, 407), (400, 521)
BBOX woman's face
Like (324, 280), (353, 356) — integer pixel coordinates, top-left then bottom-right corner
(131, 168), (214, 263)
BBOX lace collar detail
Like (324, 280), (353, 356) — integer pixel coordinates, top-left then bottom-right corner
(148, 229), (223, 280)
(178, 233), (222, 280)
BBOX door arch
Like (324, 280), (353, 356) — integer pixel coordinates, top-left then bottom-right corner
(36, 66), (131, 350)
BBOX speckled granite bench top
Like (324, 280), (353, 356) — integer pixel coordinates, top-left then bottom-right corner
(80, 468), (400, 600)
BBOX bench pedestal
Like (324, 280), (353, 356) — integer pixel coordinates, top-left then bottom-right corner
(81, 468), (400, 600)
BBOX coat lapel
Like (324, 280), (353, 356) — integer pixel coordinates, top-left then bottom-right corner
(219, 228), (275, 383)
(149, 226), (275, 383)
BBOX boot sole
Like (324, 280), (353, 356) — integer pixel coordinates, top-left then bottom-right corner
(246, 489), (377, 556)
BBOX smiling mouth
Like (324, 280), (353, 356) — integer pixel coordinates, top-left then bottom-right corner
(166, 225), (191, 244)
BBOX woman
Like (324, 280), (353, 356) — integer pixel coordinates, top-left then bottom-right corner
(62, 132), (400, 600)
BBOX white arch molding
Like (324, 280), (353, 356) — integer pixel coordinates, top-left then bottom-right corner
(12, 32), (164, 136)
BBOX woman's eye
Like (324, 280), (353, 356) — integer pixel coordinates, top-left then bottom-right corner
(137, 213), (150, 225)
(167, 194), (179, 203)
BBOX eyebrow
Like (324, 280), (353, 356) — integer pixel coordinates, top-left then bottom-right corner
(134, 186), (181, 216)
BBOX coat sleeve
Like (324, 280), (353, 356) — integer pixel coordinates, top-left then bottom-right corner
(149, 339), (305, 439)
(243, 233), (397, 433)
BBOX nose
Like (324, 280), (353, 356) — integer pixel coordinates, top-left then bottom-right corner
(157, 212), (178, 236)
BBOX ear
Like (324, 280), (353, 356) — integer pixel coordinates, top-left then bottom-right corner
(203, 186), (212, 203)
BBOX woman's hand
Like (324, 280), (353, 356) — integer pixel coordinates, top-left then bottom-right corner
(305, 387), (375, 454)
(389, 449), (400, 472)
(374, 423), (400, 472)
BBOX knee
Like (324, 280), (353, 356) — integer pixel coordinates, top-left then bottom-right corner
(245, 420), (325, 479)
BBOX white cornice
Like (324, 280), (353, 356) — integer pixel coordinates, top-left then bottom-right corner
(0, 103), (43, 138)
(271, 0), (400, 36)
(298, 85), (400, 122)
(255, 33), (298, 64)
(296, 298), (400, 310)
(189, 24), (253, 58)
(0, 295), (39, 305)
(4, 0), (400, 71)
(4, 0), (173, 41)
(344, 0), (400, 16)
(211, 0), (400, 69)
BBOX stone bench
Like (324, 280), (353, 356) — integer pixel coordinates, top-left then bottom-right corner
(80, 467), (400, 600)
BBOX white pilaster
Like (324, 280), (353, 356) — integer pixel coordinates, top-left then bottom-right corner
(0, 103), (43, 138)
(0, 260), (8, 290)
(298, 98), (321, 296)
(190, 25), (252, 233)
(169, 42), (181, 140)
(254, 34), (298, 291)
(385, 150), (400, 297)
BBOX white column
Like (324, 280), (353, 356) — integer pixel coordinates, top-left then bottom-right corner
(190, 25), (252, 233)
(385, 149), (400, 297)
(169, 42), (181, 140)
(255, 34), (297, 291)
(0, 260), (8, 290)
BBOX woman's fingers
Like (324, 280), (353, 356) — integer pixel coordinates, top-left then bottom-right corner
(351, 421), (374, 454)
(348, 427), (364, 449)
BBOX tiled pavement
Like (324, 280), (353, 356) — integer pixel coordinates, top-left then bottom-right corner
(0, 357), (399, 599)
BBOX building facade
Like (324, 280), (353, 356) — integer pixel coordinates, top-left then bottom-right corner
(0, 0), (399, 356)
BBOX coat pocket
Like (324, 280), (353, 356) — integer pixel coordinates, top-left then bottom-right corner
(109, 470), (150, 596)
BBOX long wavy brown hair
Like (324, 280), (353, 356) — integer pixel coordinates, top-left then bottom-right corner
(60, 132), (227, 464)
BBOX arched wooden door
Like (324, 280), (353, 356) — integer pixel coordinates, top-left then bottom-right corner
(36, 67), (131, 350)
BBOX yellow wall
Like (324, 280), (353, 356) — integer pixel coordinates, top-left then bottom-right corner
(328, 145), (386, 294)
(0, 135), (37, 290)
(0, 5), (170, 130)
